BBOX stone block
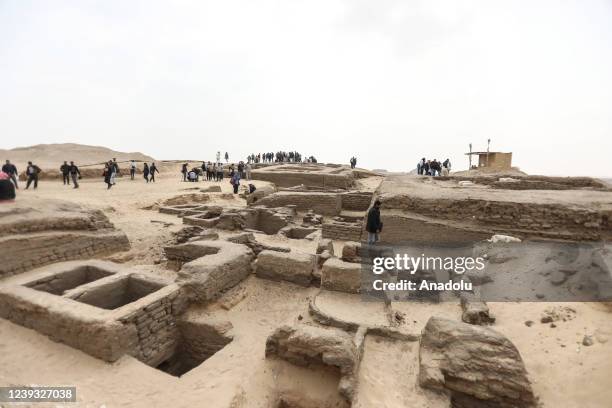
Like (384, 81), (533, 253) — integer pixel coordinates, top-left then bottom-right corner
(256, 250), (315, 287)
(321, 257), (361, 294)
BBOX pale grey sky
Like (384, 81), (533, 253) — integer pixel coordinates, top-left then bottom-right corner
(1, 0), (611, 175)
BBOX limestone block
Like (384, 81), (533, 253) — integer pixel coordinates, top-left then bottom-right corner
(256, 250), (314, 287)
(321, 258), (361, 294)
(419, 317), (536, 408)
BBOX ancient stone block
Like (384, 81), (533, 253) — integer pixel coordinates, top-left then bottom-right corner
(175, 241), (254, 303)
(255, 250), (315, 287)
(317, 238), (334, 255)
(419, 317), (536, 408)
(321, 258), (361, 294)
(265, 324), (360, 402)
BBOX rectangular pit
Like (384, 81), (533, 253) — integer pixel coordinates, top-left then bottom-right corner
(155, 316), (233, 377)
(71, 275), (166, 310)
(24, 265), (115, 295)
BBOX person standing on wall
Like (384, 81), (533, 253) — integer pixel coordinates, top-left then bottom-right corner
(365, 200), (383, 245)
(25, 161), (41, 189)
(69, 161), (81, 188)
(60, 161), (71, 185)
(2, 160), (19, 189)
(224, 152), (229, 163)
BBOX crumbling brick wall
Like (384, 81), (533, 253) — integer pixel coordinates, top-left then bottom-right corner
(380, 195), (611, 241)
(341, 192), (373, 211)
(1, 232), (130, 278)
(251, 171), (353, 189)
(256, 192), (342, 216)
(117, 286), (186, 367)
(322, 221), (364, 241)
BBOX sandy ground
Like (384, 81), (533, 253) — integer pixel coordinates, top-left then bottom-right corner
(0, 172), (611, 407)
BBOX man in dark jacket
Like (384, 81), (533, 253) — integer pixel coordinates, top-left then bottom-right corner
(60, 161), (70, 185)
(181, 163), (188, 181)
(25, 161), (41, 189)
(2, 160), (18, 189)
(365, 200), (383, 245)
(69, 161), (81, 188)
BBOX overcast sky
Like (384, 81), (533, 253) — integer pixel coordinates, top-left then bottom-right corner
(1, 0), (611, 175)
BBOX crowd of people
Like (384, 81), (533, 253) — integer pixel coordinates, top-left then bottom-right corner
(180, 161), (256, 194)
(1, 149), (347, 201)
(246, 151), (317, 163)
(101, 159), (159, 189)
(416, 158), (451, 176)
(2, 151), (389, 247)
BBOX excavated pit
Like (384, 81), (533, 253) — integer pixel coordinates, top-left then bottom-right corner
(24, 265), (115, 295)
(71, 275), (166, 310)
(154, 312), (234, 377)
(154, 332), (232, 377)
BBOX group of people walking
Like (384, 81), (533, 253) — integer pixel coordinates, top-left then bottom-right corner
(417, 158), (451, 176)
(60, 161), (81, 188)
(103, 159), (159, 189)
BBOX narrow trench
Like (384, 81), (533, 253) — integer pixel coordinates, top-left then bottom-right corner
(153, 321), (233, 378)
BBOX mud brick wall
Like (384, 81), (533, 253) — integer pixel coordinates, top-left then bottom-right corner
(0, 231), (130, 278)
(256, 192), (342, 216)
(380, 196), (611, 241)
(0, 286), (132, 362)
(0, 212), (113, 235)
(118, 288), (187, 367)
(341, 192), (373, 211)
(322, 221), (364, 241)
(251, 171), (353, 189)
(379, 214), (491, 245)
(250, 209), (291, 234)
(437, 175), (608, 190)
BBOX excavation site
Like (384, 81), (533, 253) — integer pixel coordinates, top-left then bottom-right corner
(1, 3), (612, 406)
(0, 149), (610, 408)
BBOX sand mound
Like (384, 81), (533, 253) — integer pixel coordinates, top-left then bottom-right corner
(1, 143), (155, 172)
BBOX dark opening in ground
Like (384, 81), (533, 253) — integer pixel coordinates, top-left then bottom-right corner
(154, 317), (233, 377)
(72, 275), (165, 310)
(25, 266), (115, 295)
